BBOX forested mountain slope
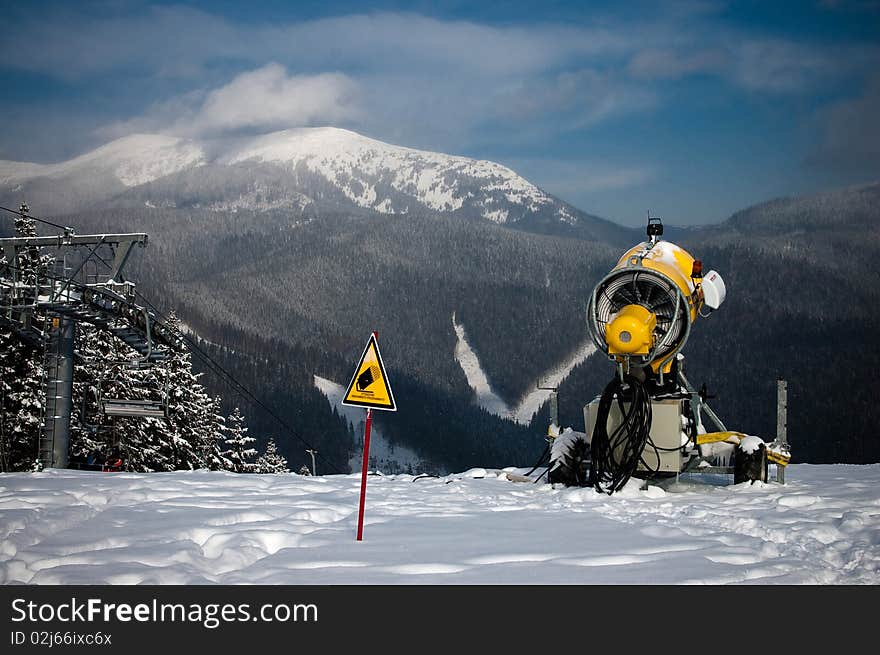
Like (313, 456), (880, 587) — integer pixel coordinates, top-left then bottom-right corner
(2, 129), (877, 470)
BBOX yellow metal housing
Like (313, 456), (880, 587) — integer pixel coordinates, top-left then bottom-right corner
(606, 304), (657, 355)
(609, 240), (703, 372)
(696, 431), (746, 445)
(614, 240), (701, 325)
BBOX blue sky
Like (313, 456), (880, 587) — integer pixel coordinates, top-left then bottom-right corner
(0, 0), (877, 225)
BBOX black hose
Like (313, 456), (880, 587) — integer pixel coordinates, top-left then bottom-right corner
(590, 373), (653, 495)
(525, 443), (550, 478)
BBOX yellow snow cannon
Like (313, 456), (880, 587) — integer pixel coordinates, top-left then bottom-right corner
(547, 216), (774, 494)
(587, 216), (726, 379)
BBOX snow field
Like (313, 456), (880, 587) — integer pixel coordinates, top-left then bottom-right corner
(1, 464), (878, 584)
(2, 127), (563, 224)
(226, 127), (554, 218)
(0, 134), (205, 187)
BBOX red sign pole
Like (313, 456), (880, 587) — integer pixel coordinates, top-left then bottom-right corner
(356, 407), (373, 541)
(356, 330), (379, 542)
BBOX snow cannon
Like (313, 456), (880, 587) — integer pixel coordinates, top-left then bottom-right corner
(587, 216), (725, 378)
(547, 216), (783, 493)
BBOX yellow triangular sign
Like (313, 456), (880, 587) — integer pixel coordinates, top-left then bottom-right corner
(342, 333), (396, 411)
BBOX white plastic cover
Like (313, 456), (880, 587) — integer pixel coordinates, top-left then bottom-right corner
(701, 269), (726, 310)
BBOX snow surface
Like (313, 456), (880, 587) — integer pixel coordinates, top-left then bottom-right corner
(0, 128), (565, 224)
(453, 313), (597, 424)
(738, 435), (764, 455)
(452, 313), (510, 420)
(224, 127), (555, 221)
(0, 134), (205, 187)
(1, 464), (878, 584)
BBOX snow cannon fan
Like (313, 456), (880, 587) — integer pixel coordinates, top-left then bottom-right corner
(548, 215), (753, 494)
(587, 216), (726, 379)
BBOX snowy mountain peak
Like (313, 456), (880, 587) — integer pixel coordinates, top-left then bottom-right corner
(1, 127), (622, 240)
(0, 133), (205, 187)
(224, 126), (565, 221)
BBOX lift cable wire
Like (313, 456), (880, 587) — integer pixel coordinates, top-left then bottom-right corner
(1, 221), (347, 474)
(132, 290), (345, 475)
(0, 204), (72, 232)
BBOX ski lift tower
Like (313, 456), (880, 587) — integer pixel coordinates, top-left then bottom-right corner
(1, 208), (184, 468)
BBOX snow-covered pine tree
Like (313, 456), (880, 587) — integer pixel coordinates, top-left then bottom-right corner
(201, 396), (232, 471)
(70, 323), (115, 466)
(12, 203), (48, 288)
(72, 312), (234, 472)
(221, 406), (257, 473)
(1, 204), (238, 473)
(255, 437), (288, 474)
(72, 311), (222, 473)
(0, 204), (51, 472)
(0, 327), (44, 471)
(149, 310), (219, 471)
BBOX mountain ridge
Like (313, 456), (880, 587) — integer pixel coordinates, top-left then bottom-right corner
(0, 127), (631, 245)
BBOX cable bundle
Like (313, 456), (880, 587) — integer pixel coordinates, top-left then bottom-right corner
(590, 374), (653, 494)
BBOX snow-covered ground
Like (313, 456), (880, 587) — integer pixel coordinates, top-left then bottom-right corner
(1, 464), (878, 584)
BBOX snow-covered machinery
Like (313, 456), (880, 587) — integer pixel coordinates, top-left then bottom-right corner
(549, 216), (789, 492)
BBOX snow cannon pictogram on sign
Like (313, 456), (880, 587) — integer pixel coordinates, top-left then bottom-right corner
(342, 334), (396, 411)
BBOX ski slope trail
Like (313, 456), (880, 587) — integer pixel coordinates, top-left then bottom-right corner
(452, 313), (596, 424)
(0, 464), (877, 584)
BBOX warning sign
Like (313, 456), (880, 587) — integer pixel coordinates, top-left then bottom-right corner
(342, 333), (396, 411)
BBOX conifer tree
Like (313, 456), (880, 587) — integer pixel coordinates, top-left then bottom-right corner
(0, 204), (50, 472)
(0, 328), (44, 471)
(151, 311), (216, 470)
(1, 207), (242, 473)
(255, 437), (288, 473)
(221, 406), (257, 472)
(201, 396), (232, 471)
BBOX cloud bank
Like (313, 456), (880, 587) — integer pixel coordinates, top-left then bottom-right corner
(1, 4), (878, 220)
(105, 65), (360, 138)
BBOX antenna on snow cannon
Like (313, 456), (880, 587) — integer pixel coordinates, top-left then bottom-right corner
(548, 214), (775, 493)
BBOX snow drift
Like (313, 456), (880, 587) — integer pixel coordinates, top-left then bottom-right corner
(1, 464), (877, 584)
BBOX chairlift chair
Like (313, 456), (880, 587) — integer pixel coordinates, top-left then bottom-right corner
(101, 398), (167, 418)
(96, 360), (170, 419)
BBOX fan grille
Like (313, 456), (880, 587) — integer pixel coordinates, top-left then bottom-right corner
(592, 269), (688, 362)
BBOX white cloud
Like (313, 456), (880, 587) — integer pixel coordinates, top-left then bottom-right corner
(626, 38), (846, 93)
(100, 65), (360, 139)
(0, 5), (245, 80)
(3, 5), (877, 170)
(178, 64), (359, 136)
(0, 8), (632, 81)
